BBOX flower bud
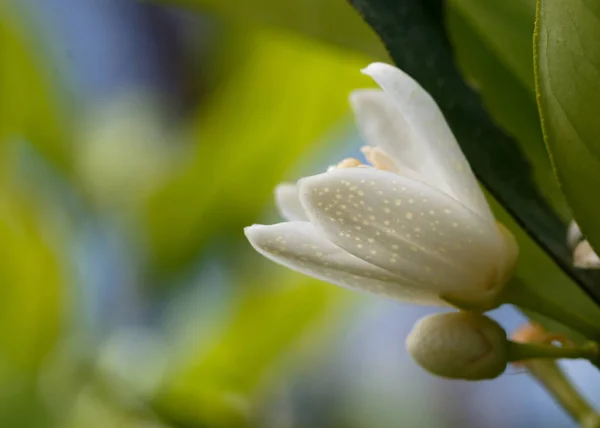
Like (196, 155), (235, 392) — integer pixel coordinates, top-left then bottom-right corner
(406, 312), (508, 380)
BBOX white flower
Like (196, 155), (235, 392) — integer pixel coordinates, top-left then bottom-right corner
(245, 63), (518, 307)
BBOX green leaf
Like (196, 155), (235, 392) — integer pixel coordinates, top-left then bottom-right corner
(347, 0), (600, 310)
(535, 0), (600, 255)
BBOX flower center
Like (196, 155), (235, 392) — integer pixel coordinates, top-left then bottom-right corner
(326, 157), (364, 171)
(361, 146), (399, 172)
(327, 146), (399, 173)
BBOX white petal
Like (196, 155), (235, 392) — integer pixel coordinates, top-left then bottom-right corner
(298, 167), (501, 294)
(350, 90), (438, 186)
(494, 222), (519, 285)
(245, 221), (442, 304)
(361, 63), (493, 224)
(275, 183), (308, 221)
(573, 240), (600, 269)
(567, 220), (582, 249)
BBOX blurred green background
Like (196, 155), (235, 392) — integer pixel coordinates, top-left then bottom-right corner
(1, 0), (599, 427)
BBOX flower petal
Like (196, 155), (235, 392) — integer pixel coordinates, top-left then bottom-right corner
(275, 183), (308, 221)
(350, 89), (437, 186)
(361, 63), (493, 224)
(298, 167), (501, 293)
(245, 221), (442, 304)
(573, 240), (600, 269)
(567, 220), (583, 249)
(494, 222), (519, 285)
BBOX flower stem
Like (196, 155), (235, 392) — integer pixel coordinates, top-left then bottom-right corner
(520, 359), (600, 427)
(501, 281), (600, 341)
(507, 341), (599, 362)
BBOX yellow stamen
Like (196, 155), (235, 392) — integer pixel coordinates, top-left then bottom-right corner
(360, 146), (398, 172)
(326, 147), (398, 174)
(327, 158), (364, 172)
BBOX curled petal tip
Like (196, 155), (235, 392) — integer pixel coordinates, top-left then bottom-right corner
(360, 62), (395, 77)
(360, 62), (414, 90)
(243, 224), (266, 240)
(244, 224), (261, 232)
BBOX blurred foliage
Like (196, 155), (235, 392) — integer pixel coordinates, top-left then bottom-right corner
(0, 183), (64, 428)
(535, 0), (600, 256)
(0, 188), (63, 370)
(153, 0), (387, 59)
(0, 3), (69, 170)
(144, 26), (374, 275)
(0, 8), (67, 427)
(75, 91), (177, 211)
(0, 4), (368, 424)
(157, 269), (346, 427)
(63, 22), (367, 425)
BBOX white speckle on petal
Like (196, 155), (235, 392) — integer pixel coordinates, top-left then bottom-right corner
(298, 168), (501, 293)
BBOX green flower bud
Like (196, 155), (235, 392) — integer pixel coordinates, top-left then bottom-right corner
(406, 312), (508, 380)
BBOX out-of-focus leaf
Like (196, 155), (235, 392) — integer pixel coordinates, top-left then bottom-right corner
(535, 0), (600, 255)
(153, 0), (386, 59)
(144, 26), (374, 275)
(0, 5), (69, 170)
(0, 183), (64, 427)
(446, 1), (569, 219)
(156, 268), (346, 428)
(0, 381), (50, 428)
(348, 0), (600, 307)
(75, 91), (176, 211)
(0, 190), (63, 371)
